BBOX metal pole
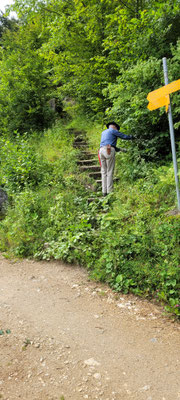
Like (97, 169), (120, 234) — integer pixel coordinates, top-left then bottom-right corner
(162, 57), (180, 210)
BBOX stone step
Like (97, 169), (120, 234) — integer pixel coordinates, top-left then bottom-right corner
(80, 151), (97, 156)
(89, 171), (101, 179)
(77, 159), (97, 165)
(79, 153), (97, 160)
(73, 130), (86, 136)
(74, 137), (87, 143)
(74, 142), (88, 149)
(80, 165), (100, 172)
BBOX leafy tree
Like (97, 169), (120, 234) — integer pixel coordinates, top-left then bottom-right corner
(0, 14), (56, 134)
(0, 12), (17, 41)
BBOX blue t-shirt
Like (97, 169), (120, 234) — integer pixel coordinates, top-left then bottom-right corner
(100, 128), (132, 148)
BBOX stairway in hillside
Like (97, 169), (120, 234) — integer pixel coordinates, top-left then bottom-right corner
(73, 130), (121, 199)
(73, 131), (102, 194)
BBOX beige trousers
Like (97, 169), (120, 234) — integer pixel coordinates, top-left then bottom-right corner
(99, 146), (115, 194)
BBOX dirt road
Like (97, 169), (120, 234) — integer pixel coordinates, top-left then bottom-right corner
(0, 255), (179, 400)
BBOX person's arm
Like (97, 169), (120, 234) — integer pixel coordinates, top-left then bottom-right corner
(111, 128), (133, 140)
(116, 131), (133, 140)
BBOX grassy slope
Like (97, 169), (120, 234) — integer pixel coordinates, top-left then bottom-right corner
(0, 117), (179, 318)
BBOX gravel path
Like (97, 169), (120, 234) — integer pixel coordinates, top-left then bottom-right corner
(0, 255), (179, 400)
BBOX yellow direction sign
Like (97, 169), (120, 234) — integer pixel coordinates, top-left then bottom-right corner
(147, 79), (180, 112)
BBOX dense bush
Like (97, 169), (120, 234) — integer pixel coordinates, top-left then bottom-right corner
(0, 135), (50, 193)
(104, 42), (180, 160)
(0, 18), (57, 135)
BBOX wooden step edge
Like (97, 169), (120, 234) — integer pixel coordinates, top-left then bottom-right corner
(73, 142), (88, 148)
(79, 165), (100, 170)
(78, 159), (98, 163)
(89, 172), (101, 176)
(79, 151), (97, 155)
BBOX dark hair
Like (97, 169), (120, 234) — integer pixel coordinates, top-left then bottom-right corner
(106, 121), (120, 130)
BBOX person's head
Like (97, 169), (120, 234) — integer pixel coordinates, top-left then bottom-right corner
(106, 121), (120, 131)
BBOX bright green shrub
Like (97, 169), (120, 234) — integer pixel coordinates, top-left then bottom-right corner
(0, 188), (56, 256)
(0, 135), (51, 193)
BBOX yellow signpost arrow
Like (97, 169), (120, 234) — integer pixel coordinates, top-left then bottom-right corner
(147, 79), (180, 112)
(147, 94), (170, 112)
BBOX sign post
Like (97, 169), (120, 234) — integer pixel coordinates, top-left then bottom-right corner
(147, 59), (180, 210)
(162, 57), (180, 210)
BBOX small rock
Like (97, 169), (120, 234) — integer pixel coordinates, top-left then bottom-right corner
(107, 297), (113, 304)
(140, 385), (150, 391)
(93, 373), (101, 380)
(84, 358), (100, 367)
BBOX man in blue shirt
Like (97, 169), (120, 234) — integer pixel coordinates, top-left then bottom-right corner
(99, 121), (133, 196)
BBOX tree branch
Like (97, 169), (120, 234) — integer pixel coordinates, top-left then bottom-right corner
(118, 0), (135, 14)
(42, 7), (62, 17)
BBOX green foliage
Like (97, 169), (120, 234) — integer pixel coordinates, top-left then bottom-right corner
(0, 121), (77, 194)
(0, 0), (179, 158)
(0, 120), (179, 318)
(0, 188), (56, 256)
(104, 48), (180, 159)
(0, 0), (179, 318)
(0, 134), (50, 193)
(0, 17), (56, 134)
(0, 13), (17, 40)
